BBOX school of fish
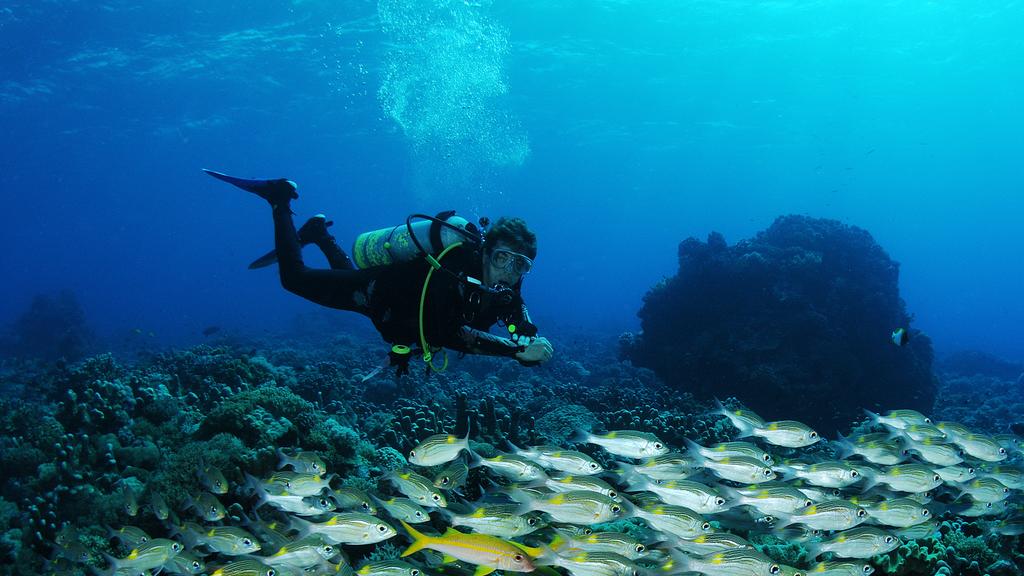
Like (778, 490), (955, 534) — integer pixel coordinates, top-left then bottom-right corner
(58, 401), (1024, 576)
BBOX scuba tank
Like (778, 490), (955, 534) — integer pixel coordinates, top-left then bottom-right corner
(352, 211), (474, 269)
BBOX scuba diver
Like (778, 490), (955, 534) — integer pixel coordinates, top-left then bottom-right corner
(205, 169), (554, 376)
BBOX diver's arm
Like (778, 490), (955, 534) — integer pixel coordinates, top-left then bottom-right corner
(450, 325), (525, 358)
(448, 326), (553, 366)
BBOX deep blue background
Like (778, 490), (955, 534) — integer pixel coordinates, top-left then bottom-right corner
(2, 0), (1022, 360)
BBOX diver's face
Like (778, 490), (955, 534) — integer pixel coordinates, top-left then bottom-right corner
(483, 243), (531, 288)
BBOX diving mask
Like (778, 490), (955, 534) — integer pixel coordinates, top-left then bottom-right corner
(491, 248), (533, 275)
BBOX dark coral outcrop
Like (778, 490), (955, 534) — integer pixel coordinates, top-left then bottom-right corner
(620, 215), (937, 434)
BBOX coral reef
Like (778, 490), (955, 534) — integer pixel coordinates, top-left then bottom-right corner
(0, 324), (1019, 574)
(937, 350), (1023, 381)
(620, 215), (937, 435)
(6, 290), (94, 362)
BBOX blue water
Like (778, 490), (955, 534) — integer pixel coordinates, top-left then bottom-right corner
(1, 0), (1022, 360)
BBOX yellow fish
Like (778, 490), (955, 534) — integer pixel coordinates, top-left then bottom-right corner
(400, 521), (539, 576)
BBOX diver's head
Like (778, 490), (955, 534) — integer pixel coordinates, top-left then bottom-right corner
(482, 217), (536, 288)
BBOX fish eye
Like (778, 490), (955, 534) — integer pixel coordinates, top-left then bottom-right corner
(770, 565), (781, 575)
(636, 544), (645, 553)
(851, 470), (859, 478)
(379, 525), (389, 531)
(612, 505), (621, 513)
(863, 566), (872, 574)
(857, 509), (867, 517)
(763, 454), (772, 463)
(922, 509), (930, 516)
(884, 536), (894, 544)
(243, 538), (252, 546)
(933, 474), (940, 481)
(609, 491), (618, 499)
(1003, 487), (1010, 493)
(701, 522), (711, 531)
(583, 528), (593, 535)
(999, 448), (1006, 454)
(763, 468), (773, 476)
(409, 450), (416, 458)
(716, 497), (725, 506)
(810, 432), (818, 438)
(441, 476), (450, 485)
(968, 468), (975, 474)
(527, 517), (537, 526)
(209, 505), (218, 514)
(415, 511), (424, 518)
(320, 498), (329, 507)
(324, 545), (334, 554)
(590, 462), (599, 469)
(831, 489), (841, 497)
(192, 561), (201, 569)
(412, 571), (420, 576)
(432, 494), (441, 502)
(173, 542), (182, 551)
(362, 502), (371, 510)
(924, 418), (932, 424)
(514, 554), (524, 562)
(654, 443), (663, 450)
(805, 500), (813, 508)
(267, 570), (276, 576)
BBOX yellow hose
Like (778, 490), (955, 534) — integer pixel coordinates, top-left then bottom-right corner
(418, 242), (463, 372)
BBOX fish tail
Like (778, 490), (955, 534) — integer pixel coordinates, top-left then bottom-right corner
(289, 515), (314, 538)
(570, 428), (593, 445)
(548, 532), (567, 551)
(833, 431), (854, 459)
(681, 438), (709, 465)
(666, 550), (693, 573)
(804, 539), (823, 560)
(275, 447), (291, 470)
(863, 409), (881, 426)
(400, 520), (432, 557)
(466, 449), (483, 469)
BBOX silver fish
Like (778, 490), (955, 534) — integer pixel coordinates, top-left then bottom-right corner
(864, 497), (932, 527)
(446, 503), (545, 538)
(512, 489), (623, 525)
(954, 433), (1007, 462)
(670, 548), (799, 576)
(388, 470), (447, 508)
(775, 500), (868, 531)
(290, 512), (397, 545)
(408, 431), (470, 467)
(516, 444), (604, 475)
(805, 526), (899, 559)
(749, 420), (820, 448)
(578, 430), (668, 459)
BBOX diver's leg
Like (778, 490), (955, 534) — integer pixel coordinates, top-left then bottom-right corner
(298, 214), (354, 271)
(272, 201), (370, 312)
(204, 170), (367, 311)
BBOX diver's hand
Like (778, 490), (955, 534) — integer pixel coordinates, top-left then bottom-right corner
(516, 336), (553, 365)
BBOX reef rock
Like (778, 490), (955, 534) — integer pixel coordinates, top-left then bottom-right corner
(621, 215), (936, 434)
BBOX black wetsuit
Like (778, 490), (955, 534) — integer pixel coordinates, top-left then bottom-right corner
(272, 203), (534, 360)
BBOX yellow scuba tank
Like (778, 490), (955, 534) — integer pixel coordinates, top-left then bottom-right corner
(352, 212), (474, 269)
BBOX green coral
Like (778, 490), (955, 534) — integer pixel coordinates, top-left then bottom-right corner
(364, 541), (405, 563)
(198, 385), (316, 446)
(534, 403), (598, 445)
(148, 433), (248, 507)
(875, 538), (947, 575)
(372, 447), (408, 474)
